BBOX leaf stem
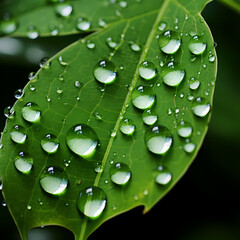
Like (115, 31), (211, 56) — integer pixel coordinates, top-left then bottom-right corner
(217, 0), (240, 14)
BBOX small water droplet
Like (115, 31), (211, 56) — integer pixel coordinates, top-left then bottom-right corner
(158, 22), (167, 31)
(13, 89), (24, 99)
(192, 97), (210, 117)
(155, 166), (172, 185)
(22, 102), (41, 123)
(27, 205), (32, 210)
(131, 85), (155, 110)
(94, 60), (117, 84)
(183, 142), (196, 153)
(41, 134), (59, 154)
(49, 24), (59, 36)
(77, 186), (107, 219)
(28, 72), (36, 81)
(76, 17), (91, 31)
(2, 200), (7, 207)
(29, 85), (36, 91)
(66, 124), (99, 159)
(14, 152), (33, 174)
(145, 125), (173, 155)
(110, 162), (131, 185)
(55, 3), (73, 17)
(188, 35), (207, 55)
(106, 37), (119, 49)
(98, 18), (106, 28)
(142, 109), (158, 125)
(94, 112), (102, 121)
(40, 57), (51, 69)
(94, 162), (103, 173)
(40, 166), (68, 195)
(208, 53), (216, 63)
(119, 0), (128, 8)
(120, 118), (136, 135)
(177, 121), (193, 138)
(58, 56), (68, 66)
(86, 40), (95, 49)
(10, 125), (27, 144)
(188, 77), (200, 90)
(129, 41), (141, 52)
(4, 106), (15, 119)
(26, 26), (39, 39)
(139, 61), (158, 80)
(159, 30), (181, 54)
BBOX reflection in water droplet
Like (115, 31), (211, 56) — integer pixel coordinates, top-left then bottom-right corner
(131, 85), (155, 110)
(177, 121), (193, 138)
(120, 119), (135, 135)
(155, 166), (172, 185)
(55, 3), (73, 17)
(76, 18), (91, 31)
(188, 35), (206, 55)
(41, 134), (59, 154)
(66, 124), (99, 159)
(40, 166), (68, 195)
(159, 30), (181, 54)
(145, 125), (173, 155)
(77, 186), (107, 219)
(0, 19), (18, 35)
(161, 61), (185, 87)
(22, 102), (41, 123)
(139, 61), (158, 80)
(142, 109), (158, 125)
(10, 125), (27, 144)
(94, 60), (117, 84)
(192, 97), (210, 117)
(14, 152), (33, 174)
(183, 142), (196, 153)
(109, 162), (131, 185)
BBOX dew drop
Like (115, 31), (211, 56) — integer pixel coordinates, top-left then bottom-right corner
(14, 152), (33, 174)
(41, 134), (59, 154)
(4, 106), (15, 119)
(158, 22), (167, 31)
(98, 18), (106, 28)
(28, 72), (36, 81)
(106, 37), (119, 49)
(177, 121), (193, 138)
(109, 162), (131, 185)
(94, 112), (102, 121)
(40, 57), (51, 69)
(86, 40), (95, 49)
(131, 85), (155, 110)
(26, 26), (39, 39)
(183, 142), (196, 153)
(0, 19), (18, 35)
(77, 186), (107, 219)
(58, 56), (68, 66)
(49, 24), (59, 36)
(22, 102), (41, 123)
(120, 118), (136, 135)
(159, 30), (181, 54)
(10, 125), (27, 144)
(129, 41), (141, 52)
(40, 166), (68, 195)
(76, 17), (91, 31)
(66, 124), (99, 159)
(161, 61), (185, 87)
(94, 162), (103, 173)
(55, 3), (73, 17)
(208, 53), (216, 63)
(142, 109), (158, 125)
(145, 125), (173, 155)
(119, 0), (128, 8)
(94, 60), (117, 84)
(188, 35), (207, 55)
(14, 89), (24, 99)
(139, 61), (158, 80)
(188, 77), (200, 90)
(192, 97), (210, 117)
(155, 166), (172, 185)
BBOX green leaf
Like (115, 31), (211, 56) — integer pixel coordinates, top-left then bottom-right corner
(0, 0), (217, 240)
(217, 0), (240, 14)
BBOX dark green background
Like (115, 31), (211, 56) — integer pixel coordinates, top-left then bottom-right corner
(0, 1), (240, 239)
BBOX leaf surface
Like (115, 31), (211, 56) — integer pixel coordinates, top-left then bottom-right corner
(0, 0), (217, 240)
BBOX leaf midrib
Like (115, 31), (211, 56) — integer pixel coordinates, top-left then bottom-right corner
(78, 0), (170, 239)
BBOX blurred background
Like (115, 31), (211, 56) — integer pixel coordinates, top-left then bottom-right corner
(0, 1), (240, 239)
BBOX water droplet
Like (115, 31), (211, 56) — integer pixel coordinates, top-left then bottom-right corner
(66, 124), (99, 159)
(40, 166), (68, 195)
(188, 35), (207, 55)
(155, 166), (172, 185)
(77, 186), (107, 219)
(142, 109), (158, 125)
(10, 125), (27, 144)
(188, 77), (200, 90)
(120, 118), (135, 135)
(28, 72), (36, 81)
(76, 17), (91, 31)
(192, 97), (210, 117)
(111, 130), (117, 137)
(109, 162), (131, 185)
(94, 162), (103, 173)
(86, 40), (95, 49)
(159, 30), (181, 54)
(119, 0), (128, 8)
(208, 53), (216, 63)
(145, 125), (173, 155)
(139, 61), (158, 80)
(4, 106), (15, 119)
(94, 60), (117, 84)
(106, 37), (119, 49)
(161, 61), (185, 87)
(14, 89), (24, 99)
(26, 26), (39, 39)
(2, 200), (7, 207)
(28, 85), (36, 91)
(41, 134), (59, 154)
(27, 205), (32, 210)
(177, 121), (193, 138)
(131, 85), (155, 110)
(22, 102), (41, 123)
(49, 24), (59, 36)
(58, 56), (68, 66)
(183, 142), (196, 153)
(14, 152), (33, 174)
(40, 57), (51, 69)
(55, 3), (73, 17)
(158, 22), (167, 31)
(0, 19), (18, 35)
(129, 41), (141, 52)
(98, 18), (106, 28)
(94, 112), (102, 121)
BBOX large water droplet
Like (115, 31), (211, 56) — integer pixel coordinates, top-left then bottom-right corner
(41, 134), (59, 154)
(139, 61), (158, 80)
(77, 186), (107, 219)
(0, 19), (18, 35)
(39, 166), (68, 195)
(55, 3), (73, 17)
(155, 166), (172, 185)
(109, 162), (131, 185)
(192, 97), (210, 117)
(142, 109), (158, 125)
(177, 121), (193, 138)
(66, 124), (99, 159)
(145, 125), (173, 155)
(10, 125), (27, 144)
(14, 152), (33, 174)
(76, 17), (91, 31)
(161, 61), (185, 87)
(159, 30), (181, 54)
(94, 60), (117, 84)
(120, 119), (135, 135)
(22, 102), (41, 123)
(188, 35), (206, 55)
(131, 85), (155, 110)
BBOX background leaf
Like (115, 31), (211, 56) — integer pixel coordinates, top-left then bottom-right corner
(0, 0), (218, 240)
